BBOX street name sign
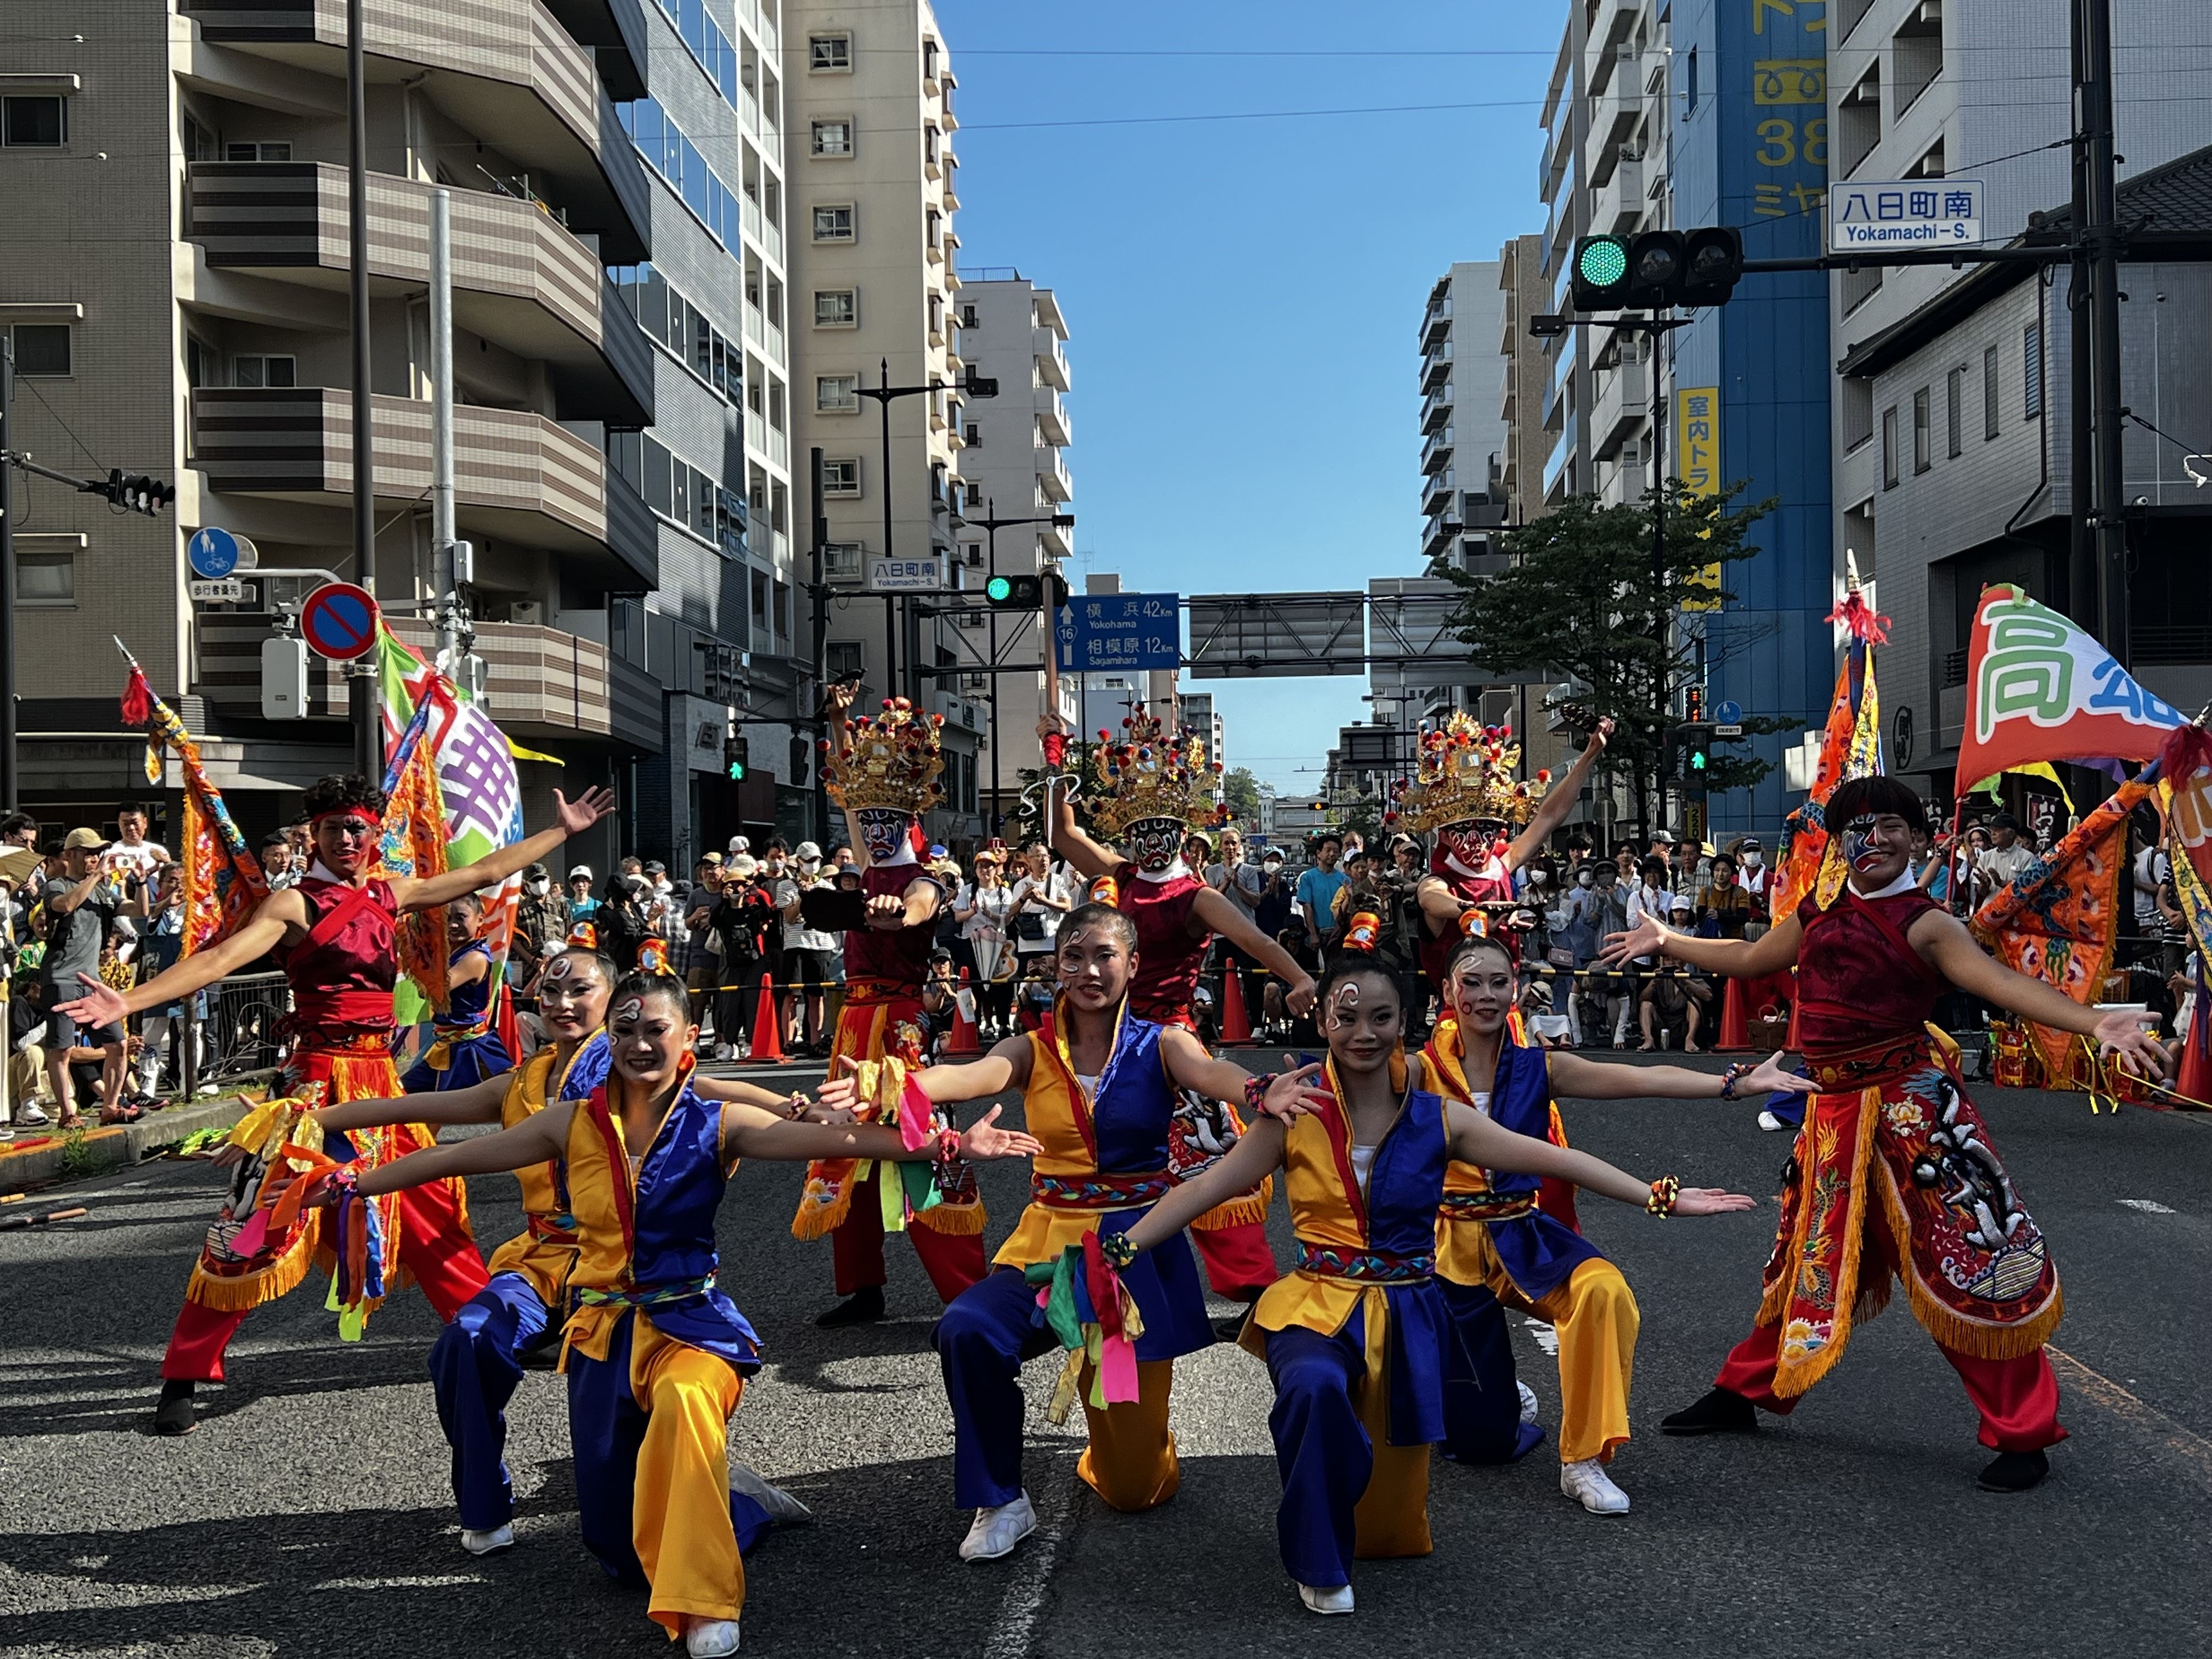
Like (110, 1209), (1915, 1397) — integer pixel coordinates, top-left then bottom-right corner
(1829, 179), (1984, 250)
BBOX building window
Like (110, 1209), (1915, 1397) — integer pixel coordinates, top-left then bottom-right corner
(809, 33), (853, 72)
(232, 354), (296, 388)
(813, 289), (857, 328)
(958, 302), (978, 330)
(1945, 366), (1963, 458)
(963, 482), (981, 509)
(812, 203), (854, 241)
(1983, 343), (2000, 439)
(224, 140), (291, 161)
(2023, 322), (2043, 417)
(816, 374), (858, 413)
(1911, 387), (1932, 473)
(10, 324), (71, 377)
(1880, 407), (1898, 489)
(810, 119), (853, 157)
(16, 540), (74, 606)
(1685, 47), (1697, 114)
(963, 422), (980, 447)
(1, 95), (66, 148)
(1841, 379), (1873, 451)
(823, 457), (861, 495)
(185, 336), (217, 389)
(827, 640), (863, 679)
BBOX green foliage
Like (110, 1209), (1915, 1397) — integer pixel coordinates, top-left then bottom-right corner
(1435, 482), (1786, 814)
(58, 1123), (99, 1180)
(1220, 766), (1263, 827)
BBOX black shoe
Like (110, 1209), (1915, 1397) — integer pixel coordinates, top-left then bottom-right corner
(1211, 1311), (1252, 1344)
(814, 1285), (885, 1328)
(153, 1379), (197, 1436)
(1660, 1386), (1758, 1436)
(1977, 1448), (2049, 1492)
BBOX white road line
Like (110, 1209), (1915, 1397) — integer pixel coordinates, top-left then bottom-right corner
(1522, 1317), (1560, 1356)
(980, 1476), (1074, 1659)
(2116, 1198), (2179, 1214)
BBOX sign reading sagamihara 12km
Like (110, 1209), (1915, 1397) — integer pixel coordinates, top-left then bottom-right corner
(299, 582), (381, 661)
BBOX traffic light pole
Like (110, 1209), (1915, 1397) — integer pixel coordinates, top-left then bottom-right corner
(346, 0), (381, 784)
(809, 446), (831, 848)
(966, 501), (1074, 839)
(0, 337), (15, 812)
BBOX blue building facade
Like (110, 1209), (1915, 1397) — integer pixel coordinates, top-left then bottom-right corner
(1668, 0), (1836, 838)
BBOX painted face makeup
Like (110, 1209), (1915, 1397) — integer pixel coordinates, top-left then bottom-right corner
(1326, 978), (1362, 1030)
(1126, 816), (1186, 874)
(856, 808), (910, 863)
(1843, 814), (1883, 873)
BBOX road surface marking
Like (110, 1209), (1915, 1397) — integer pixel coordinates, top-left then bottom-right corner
(2047, 1345), (2212, 1488)
(2115, 1198), (2177, 1214)
(980, 1477), (1071, 1659)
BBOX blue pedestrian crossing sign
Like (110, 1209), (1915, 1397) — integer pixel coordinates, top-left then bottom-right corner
(1713, 699), (1742, 725)
(188, 526), (243, 580)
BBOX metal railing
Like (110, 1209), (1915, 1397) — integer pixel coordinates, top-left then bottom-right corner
(192, 972), (293, 1090)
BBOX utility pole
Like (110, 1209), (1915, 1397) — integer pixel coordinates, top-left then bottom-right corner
(808, 446), (831, 846)
(2078, 0), (2130, 668)
(345, 0), (381, 780)
(0, 337), (14, 811)
(2066, 0), (2096, 626)
(428, 187), (463, 678)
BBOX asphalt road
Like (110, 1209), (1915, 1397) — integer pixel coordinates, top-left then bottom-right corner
(3, 1058), (2209, 1658)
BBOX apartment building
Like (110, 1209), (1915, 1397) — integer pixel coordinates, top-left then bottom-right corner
(1177, 692), (1224, 793)
(782, 0), (983, 844)
(1495, 234), (1553, 527)
(0, 0), (801, 868)
(944, 271), (1076, 834)
(1418, 261), (1510, 575)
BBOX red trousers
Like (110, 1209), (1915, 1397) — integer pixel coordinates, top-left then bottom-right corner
(1190, 1218), (1279, 1301)
(1714, 1317), (2067, 1454)
(161, 1179), (488, 1383)
(831, 1165), (987, 1303)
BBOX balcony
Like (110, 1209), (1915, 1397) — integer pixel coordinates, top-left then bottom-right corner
(1037, 447), (1073, 503)
(1421, 338), (1452, 393)
(1420, 383), (1454, 435)
(1421, 423), (1455, 477)
(187, 388), (654, 595)
(1420, 292), (1453, 351)
(1421, 467), (1456, 520)
(186, 162), (650, 428)
(1421, 513), (1464, 563)
(1040, 519), (1073, 560)
(1543, 413), (1578, 502)
(1589, 352), (1649, 456)
(1037, 390), (1071, 448)
(196, 615), (664, 751)
(541, 0), (647, 100)
(1034, 331), (1071, 391)
(1592, 157), (1645, 235)
(182, 0), (647, 262)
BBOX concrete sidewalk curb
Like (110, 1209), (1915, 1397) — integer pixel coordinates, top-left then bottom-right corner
(0, 1092), (261, 1192)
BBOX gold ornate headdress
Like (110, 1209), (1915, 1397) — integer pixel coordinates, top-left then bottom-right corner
(823, 697), (946, 816)
(1090, 704), (1226, 838)
(1392, 712), (1551, 832)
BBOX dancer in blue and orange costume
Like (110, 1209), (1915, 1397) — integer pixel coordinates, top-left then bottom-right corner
(312, 946), (818, 1557)
(1420, 932), (1808, 1513)
(398, 890), (514, 1093)
(1108, 953), (1756, 1615)
(1045, 704), (1318, 1307)
(328, 969), (1042, 1656)
(60, 772), (616, 1438)
(794, 680), (990, 1325)
(816, 900), (1326, 1562)
(1601, 774), (2169, 1492)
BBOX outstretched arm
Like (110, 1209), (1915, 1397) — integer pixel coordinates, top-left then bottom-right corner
(720, 1098), (1041, 1163)
(1599, 909), (1803, 978)
(1916, 909), (2169, 1076)
(1159, 1028), (1327, 1118)
(392, 787), (614, 912)
(351, 1103), (573, 1197)
(1445, 1101), (1753, 1213)
(318, 1069), (512, 1132)
(58, 890), (304, 1024)
(1192, 887), (1318, 1015)
(814, 1037), (1032, 1115)
(1505, 716), (1613, 871)
(1118, 1118), (1289, 1253)
(1546, 1048), (1808, 1101)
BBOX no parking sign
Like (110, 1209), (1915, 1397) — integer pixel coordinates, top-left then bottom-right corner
(298, 582), (380, 661)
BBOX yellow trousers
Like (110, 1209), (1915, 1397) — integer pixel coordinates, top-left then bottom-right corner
(1498, 1257), (1639, 1465)
(1353, 1342), (1432, 1560)
(1076, 1357), (1182, 1511)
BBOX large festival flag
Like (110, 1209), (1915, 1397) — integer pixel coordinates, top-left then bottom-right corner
(2156, 724), (2212, 963)
(1954, 583), (2187, 797)
(119, 654), (267, 952)
(1771, 590), (1887, 923)
(1971, 761), (2163, 1080)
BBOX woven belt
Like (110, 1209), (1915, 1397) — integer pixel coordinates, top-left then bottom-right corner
(1032, 1171), (1172, 1210)
(526, 1212), (578, 1245)
(1294, 1241), (1434, 1283)
(1804, 1033), (1930, 1091)
(573, 1274), (715, 1308)
(1437, 1190), (1537, 1222)
(843, 977), (921, 1007)
(287, 1027), (396, 1055)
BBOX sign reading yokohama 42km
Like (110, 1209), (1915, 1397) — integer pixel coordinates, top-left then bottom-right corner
(298, 582), (381, 662)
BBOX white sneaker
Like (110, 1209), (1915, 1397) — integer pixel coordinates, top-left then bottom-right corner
(685, 1618), (741, 1657)
(714, 1043), (735, 1061)
(1757, 1109), (1790, 1132)
(460, 1524), (514, 1556)
(958, 1491), (1037, 1561)
(1560, 1458), (1631, 1515)
(1297, 1581), (1356, 1615)
(729, 1461), (812, 1526)
(14, 1103), (49, 1127)
(1518, 1381), (1541, 1425)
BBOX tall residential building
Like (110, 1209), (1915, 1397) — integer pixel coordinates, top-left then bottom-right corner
(0, 0), (787, 868)
(1418, 262), (1509, 576)
(1177, 691), (1224, 793)
(1496, 234), (1552, 527)
(783, 0), (983, 844)
(946, 271), (1076, 834)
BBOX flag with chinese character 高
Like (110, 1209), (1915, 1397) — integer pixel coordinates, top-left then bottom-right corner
(1953, 583), (2185, 798)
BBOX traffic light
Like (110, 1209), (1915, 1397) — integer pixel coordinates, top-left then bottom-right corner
(724, 730), (749, 781)
(1569, 229), (1744, 312)
(95, 469), (176, 516)
(983, 571), (1070, 610)
(788, 734), (811, 785)
(1684, 686), (1705, 724)
(1669, 722), (1715, 786)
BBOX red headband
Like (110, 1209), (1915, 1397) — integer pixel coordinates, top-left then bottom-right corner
(311, 810), (379, 830)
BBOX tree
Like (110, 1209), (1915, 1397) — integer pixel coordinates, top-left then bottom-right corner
(1436, 482), (1789, 837)
(1221, 765), (1262, 827)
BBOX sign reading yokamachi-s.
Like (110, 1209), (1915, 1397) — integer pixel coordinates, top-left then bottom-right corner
(1829, 180), (1983, 250)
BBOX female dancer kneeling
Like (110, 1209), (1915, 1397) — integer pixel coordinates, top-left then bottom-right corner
(1106, 956), (1754, 1616)
(315, 970), (1040, 1657)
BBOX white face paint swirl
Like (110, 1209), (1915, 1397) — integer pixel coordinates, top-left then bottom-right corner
(1327, 978), (1362, 1030)
(613, 996), (646, 1026)
(543, 954), (581, 984)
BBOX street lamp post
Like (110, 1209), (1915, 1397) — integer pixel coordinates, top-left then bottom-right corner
(968, 499), (1075, 837)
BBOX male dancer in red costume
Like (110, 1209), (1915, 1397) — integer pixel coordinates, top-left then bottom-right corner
(1601, 774), (2167, 1491)
(793, 685), (988, 1326)
(60, 772), (614, 1435)
(1046, 706), (1317, 1307)
(1401, 711), (1611, 991)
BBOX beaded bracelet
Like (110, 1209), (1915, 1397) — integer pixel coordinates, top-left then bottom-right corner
(1646, 1175), (1681, 1217)
(1098, 1231), (1139, 1270)
(1718, 1062), (1753, 1101)
(933, 1127), (963, 1164)
(1243, 1072), (1279, 1114)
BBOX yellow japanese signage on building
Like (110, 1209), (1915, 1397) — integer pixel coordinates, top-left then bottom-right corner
(1676, 385), (1722, 612)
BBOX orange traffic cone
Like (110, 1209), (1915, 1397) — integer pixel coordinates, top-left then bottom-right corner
(2175, 998), (2212, 1109)
(1221, 965), (1254, 1044)
(747, 977), (786, 1063)
(1716, 977), (1751, 1052)
(946, 968), (981, 1056)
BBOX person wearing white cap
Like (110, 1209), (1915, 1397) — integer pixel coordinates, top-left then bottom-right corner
(567, 866), (601, 926)
(780, 842), (838, 1053)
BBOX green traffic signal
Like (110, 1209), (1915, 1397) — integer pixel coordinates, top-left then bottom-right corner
(1690, 750), (1707, 771)
(1576, 237), (1629, 288)
(984, 575), (1013, 603)
(727, 760), (746, 781)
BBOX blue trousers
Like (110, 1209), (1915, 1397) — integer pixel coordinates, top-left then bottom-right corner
(1264, 1314), (1434, 1590)
(402, 1031), (514, 1096)
(1438, 1278), (1545, 1465)
(429, 1272), (554, 1531)
(565, 1310), (771, 1587)
(936, 1268), (1057, 1509)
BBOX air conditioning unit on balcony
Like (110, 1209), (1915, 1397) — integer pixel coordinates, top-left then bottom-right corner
(509, 600), (544, 627)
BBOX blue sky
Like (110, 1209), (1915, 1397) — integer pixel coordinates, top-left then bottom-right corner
(941, 1), (1564, 794)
